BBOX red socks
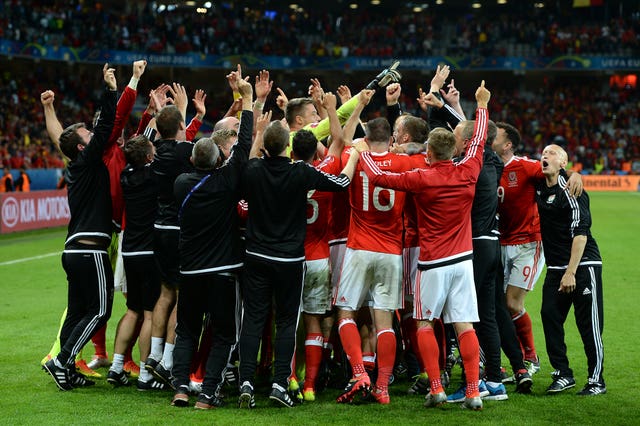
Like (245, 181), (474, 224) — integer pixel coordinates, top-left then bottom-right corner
(91, 324), (107, 358)
(513, 310), (537, 361)
(416, 326), (442, 393)
(376, 329), (395, 389)
(458, 328), (480, 398)
(338, 318), (365, 376)
(304, 333), (324, 390)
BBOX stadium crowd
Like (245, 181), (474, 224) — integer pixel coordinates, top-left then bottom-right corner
(1, 61), (638, 176)
(1, 1), (639, 58)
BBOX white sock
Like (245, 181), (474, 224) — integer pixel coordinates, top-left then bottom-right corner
(139, 361), (152, 382)
(161, 342), (175, 370)
(150, 337), (164, 361)
(111, 353), (125, 373)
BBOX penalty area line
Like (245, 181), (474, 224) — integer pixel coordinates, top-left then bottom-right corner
(0, 252), (61, 266)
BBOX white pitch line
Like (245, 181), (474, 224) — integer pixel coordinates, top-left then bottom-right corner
(0, 252), (61, 266)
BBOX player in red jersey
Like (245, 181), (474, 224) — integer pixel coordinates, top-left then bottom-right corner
(492, 122), (581, 374)
(356, 81), (491, 411)
(334, 117), (413, 405)
(292, 90), (373, 401)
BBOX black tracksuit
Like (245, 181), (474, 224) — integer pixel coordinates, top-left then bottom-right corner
(57, 87), (116, 368)
(120, 163), (160, 312)
(151, 137), (194, 286)
(469, 148), (504, 383)
(238, 154), (351, 389)
(537, 174), (604, 385)
(172, 110), (252, 397)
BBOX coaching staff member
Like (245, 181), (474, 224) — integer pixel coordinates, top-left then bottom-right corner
(237, 119), (360, 408)
(537, 144), (605, 396)
(43, 64), (117, 390)
(171, 73), (253, 410)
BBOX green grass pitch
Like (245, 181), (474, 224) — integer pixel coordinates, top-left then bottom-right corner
(1, 192), (639, 425)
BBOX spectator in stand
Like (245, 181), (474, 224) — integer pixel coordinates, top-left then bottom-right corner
(1, 167), (14, 192)
(15, 166), (30, 191)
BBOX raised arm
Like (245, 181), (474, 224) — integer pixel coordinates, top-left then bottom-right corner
(169, 83), (188, 122)
(83, 64), (118, 163)
(185, 89), (206, 141)
(440, 79), (465, 119)
(251, 110), (272, 159)
(253, 69), (273, 135)
(230, 73), (254, 162)
(333, 89), (374, 157)
(386, 83), (402, 128)
(309, 78), (327, 120)
(40, 90), (64, 146)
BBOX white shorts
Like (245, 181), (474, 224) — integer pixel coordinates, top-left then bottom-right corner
(113, 232), (127, 292)
(302, 258), (331, 314)
(414, 259), (479, 324)
(502, 241), (545, 292)
(329, 241), (347, 292)
(403, 246), (419, 297)
(334, 248), (403, 311)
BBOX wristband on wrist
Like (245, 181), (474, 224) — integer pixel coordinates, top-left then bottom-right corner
(128, 76), (139, 90)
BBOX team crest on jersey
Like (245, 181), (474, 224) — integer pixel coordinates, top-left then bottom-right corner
(508, 171), (518, 187)
(546, 194), (556, 204)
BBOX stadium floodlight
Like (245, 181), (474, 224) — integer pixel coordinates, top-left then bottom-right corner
(534, 2), (545, 7)
(497, 0), (507, 4)
(371, 0), (380, 4)
(413, 6), (422, 12)
(472, 2), (482, 8)
(204, 1), (212, 7)
(349, 3), (358, 9)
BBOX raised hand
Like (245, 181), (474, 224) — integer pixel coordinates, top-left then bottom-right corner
(386, 83), (401, 106)
(192, 89), (207, 118)
(40, 90), (55, 106)
(475, 80), (491, 107)
(308, 78), (325, 105)
(430, 64), (450, 92)
(337, 85), (352, 104)
(358, 89), (375, 106)
(440, 79), (460, 106)
(169, 82), (188, 119)
(256, 110), (273, 134)
(103, 63), (117, 90)
(321, 92), (337, 111)
(226, 64), (244, 93)
(276, 87), (288, 111)
(254, 70), (273, 101)
(133, 60), (147, 79)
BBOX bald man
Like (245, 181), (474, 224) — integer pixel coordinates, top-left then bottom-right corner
(536, 144), (605, 396)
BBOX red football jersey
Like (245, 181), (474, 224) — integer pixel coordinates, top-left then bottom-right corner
(403, 153), (429, 248)
(342, 147), (412, 255)
(359, 108), (488, 266)
(497, 156), (544, 245)
(305, 155), (341, 260)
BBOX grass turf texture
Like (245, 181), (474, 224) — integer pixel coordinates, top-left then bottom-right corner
(1, 192), (639, 425)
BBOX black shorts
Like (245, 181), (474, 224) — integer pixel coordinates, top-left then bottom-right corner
(123, 255), (161, 312)
(153, 228), (180, 288)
